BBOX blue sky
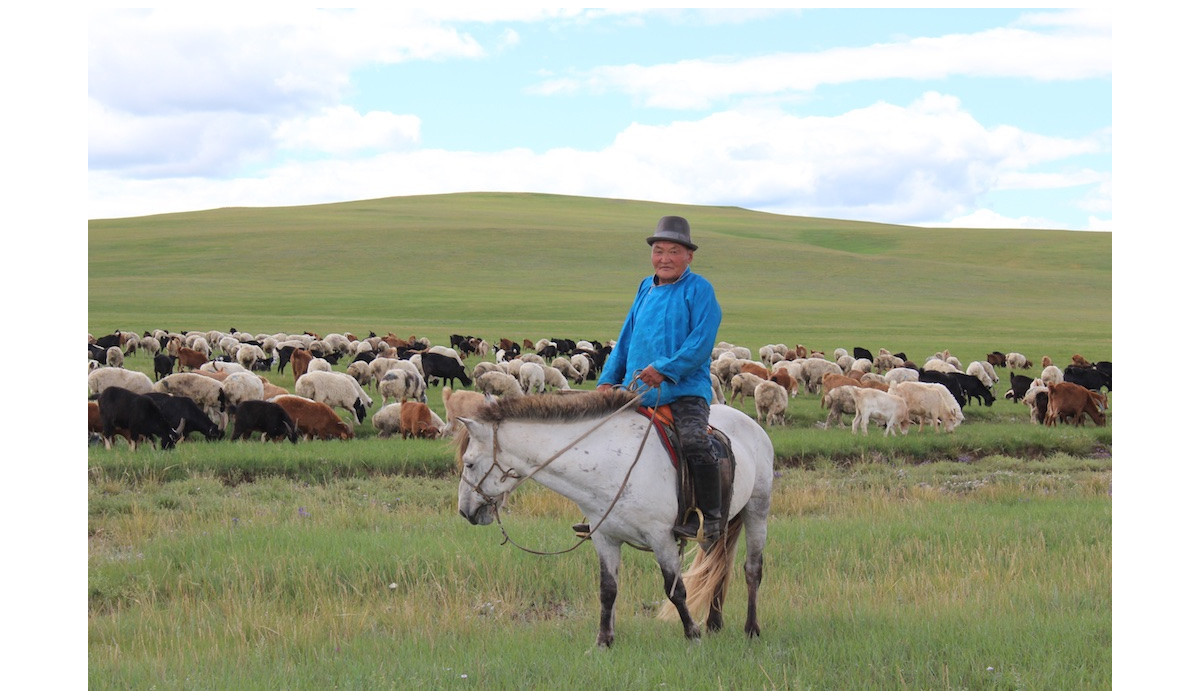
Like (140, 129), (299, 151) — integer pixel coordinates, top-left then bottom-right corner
(86, 7), (1111, 230)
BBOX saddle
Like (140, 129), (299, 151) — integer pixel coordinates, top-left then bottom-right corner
(636, 406), (736, 533)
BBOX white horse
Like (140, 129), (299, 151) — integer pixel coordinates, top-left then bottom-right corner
(455, 390), (774, 647)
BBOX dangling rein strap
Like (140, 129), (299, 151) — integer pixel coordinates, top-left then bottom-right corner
(636, 405), (679, 469)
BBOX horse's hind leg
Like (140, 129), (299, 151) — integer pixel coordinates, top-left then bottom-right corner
(742, 495), (770, 637)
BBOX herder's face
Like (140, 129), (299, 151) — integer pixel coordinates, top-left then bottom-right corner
(651, 242), (693, 283)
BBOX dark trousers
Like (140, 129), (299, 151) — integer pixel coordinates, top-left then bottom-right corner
(672, 396), (717, 471)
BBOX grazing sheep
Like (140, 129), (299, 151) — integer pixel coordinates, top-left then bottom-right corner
(887, 382), (963, 433)
(399, 401), (442, 439)
(96, 386), (181, 451)
(270, 395), (354, 440)
(105, 346), (124, 368)
(379, 368), (427, 404)
(294, 371), (373, 424)
(923, 358), (958, 374)
(1045, 382), (1107, 427)
(796, 357), (842, 394)
(1041, 365), (1064, 385)
(570, 353), (593, 382)
(475, 370), (524, 398)
(368, 356), (407, 386)
(345, 360), (372, 386)
(552, 356), (583, 384)
(730, 373), (766, 407)
(966, 361), (998, 388)
(1006, 352), (1033, 370)
(371, 403), (406, 438)
(753, 380), (788, 426)
(152, 373), (229, 428)
(260, 380), (291, 400)
(518, 362), (546, 395)
(88, 367), (154, 397)
(1022, 384), (1051, 424)
(850, 387), (910, 436)
(231, 400), (298, 443)
(441, 387), (492, 436)
(201, 360), (250, 375)
(883, 367), (919, 386)
(542, 365), (571, 392)
(221, 372), (265, 412)
(305, 357), (332, 373)
(236, 344), (267, 369)
(821, 385), (858, 429)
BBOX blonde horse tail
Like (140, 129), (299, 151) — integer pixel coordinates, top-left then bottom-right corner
(656, 512), (745, 621)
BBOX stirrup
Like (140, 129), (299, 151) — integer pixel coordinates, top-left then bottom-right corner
(572, 521), (591, 538)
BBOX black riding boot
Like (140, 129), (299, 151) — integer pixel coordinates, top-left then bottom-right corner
(672, 452), (723, 551)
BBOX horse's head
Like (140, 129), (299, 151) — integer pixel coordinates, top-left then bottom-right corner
(455, 417), (513, 526)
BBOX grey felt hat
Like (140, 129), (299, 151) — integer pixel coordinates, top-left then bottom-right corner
(645, 215), (697, 250)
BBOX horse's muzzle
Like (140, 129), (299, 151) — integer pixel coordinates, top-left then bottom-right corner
(460, 504), (495, 525)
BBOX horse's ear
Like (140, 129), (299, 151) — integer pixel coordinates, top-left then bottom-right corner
(456, 417), (488, 441)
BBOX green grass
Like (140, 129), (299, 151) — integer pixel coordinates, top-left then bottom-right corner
(88, 192), (1111, 362)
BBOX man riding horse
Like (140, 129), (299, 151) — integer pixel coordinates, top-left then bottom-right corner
(588, 215), (726, 550)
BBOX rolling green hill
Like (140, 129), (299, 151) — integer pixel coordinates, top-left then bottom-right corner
(88, 192), (1111, 362)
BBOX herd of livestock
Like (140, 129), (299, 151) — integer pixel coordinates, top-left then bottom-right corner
(86, 328), (1112, 451)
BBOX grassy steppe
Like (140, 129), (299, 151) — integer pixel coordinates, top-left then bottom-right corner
(89, 192), (1111, 361)
(88, 193), (1111, 690)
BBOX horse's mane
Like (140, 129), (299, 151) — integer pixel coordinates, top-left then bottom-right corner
(474, 389), (641, 424)
(451, 389), (641, 467)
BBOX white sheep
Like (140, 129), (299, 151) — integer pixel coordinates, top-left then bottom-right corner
(295, 371), (374, 424)
(551, 357), (583, 384)
(236, 344), (267, 369)
(796, 357), (842, 394)
(473, 361), (502, 380)
(200, 360), (249, 375)
(379, 368), (427, 404)
(849, 358), (874, 374)
(820, 385), (858, 429)
(730, 373), (766, 407)
(1041, 365), (1064, 385)
(139, 335), (162, 356)
(105, 346), (124, 368)
(475, 370), (524, 398)
(1006, 352), (1033, 369)
(519, 362), (546, 394)
(570, 354), (593, 383)
(923, 358), (959, 374)
(850, 387), (910, 436)
(88, 367), (153, 396)
(966, 361), (997, 388)
(753, 380), (788, 426)
(368, 357), (407, 386)
(542, 365), (570, 392)
(152, 372), (228, 427)
(306, 357), (332, 373)
(222, 372), (265, 410)
(371, 403), (406, 438)
(346, 360), (372, 386)
(887, 381), (963, 433)
(883, 367), (919, 385)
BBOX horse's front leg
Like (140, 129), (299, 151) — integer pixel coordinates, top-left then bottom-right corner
(656, 546), (702, 641)
(593, 537), (621, 647)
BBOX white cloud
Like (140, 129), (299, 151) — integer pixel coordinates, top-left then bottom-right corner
(531, 19), (1111, 109)
(89, 92), (1107, 230)
(273, 107), (421, 154)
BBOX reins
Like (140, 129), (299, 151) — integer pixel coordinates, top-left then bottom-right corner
(464, 381), (660, 556)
